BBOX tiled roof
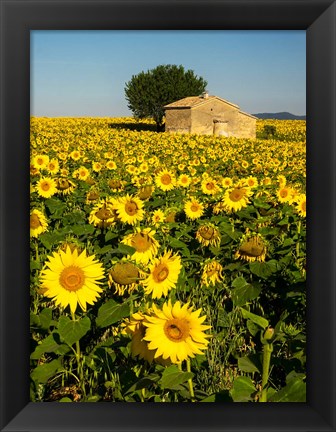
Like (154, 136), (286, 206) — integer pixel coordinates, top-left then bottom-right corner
(164, 95), (239, 109)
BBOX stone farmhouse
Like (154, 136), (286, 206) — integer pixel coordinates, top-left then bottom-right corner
(164, 92), (257, 139)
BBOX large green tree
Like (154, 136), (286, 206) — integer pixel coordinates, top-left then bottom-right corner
(125, 64), (207, 131)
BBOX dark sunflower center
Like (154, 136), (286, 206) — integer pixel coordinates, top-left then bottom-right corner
(59, 266), (85, 292)
(30, 214), (41, 229)
(164, 319), (189, 342)
(41, 182), (51, 191)
(125, 202), (138, 216)
(96, 208), (112, 221)
(190, 204), (200, 212)
(131, 233), (153, 252)
(110, 262), (139, 285)
(37, 158), (44, 165)
(280, 190), (288, 198)
(57, 179), (70, 190)
(109, 179), (121, 189)
(301, 202), (306, 211)
(229, 188), (245, 202)
(198, 226), (215, 240)
(239, 239), (265, 257)
(152, 263), (169, 282)
(87, 192), (99, 201)
(161, 174), (171, 185)
(206, 182), (215, 190)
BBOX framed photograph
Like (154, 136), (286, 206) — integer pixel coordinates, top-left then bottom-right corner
(1, 0), (335, 431)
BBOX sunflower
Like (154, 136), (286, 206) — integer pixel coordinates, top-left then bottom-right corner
(151, 209), (165, 226)
(295, 194), (306, 217)
(137, 185), (154, 200)
(92, 161), (103, 173)
(178, 174), (191, 188)
(73, 166), (90, 181)
(155, 169), (176, 191)
(56, 178), (76, 195)
(196, 224), (221, 248)
(124, 312), (156, 363)
(32, 154), (49, 170)
(235, 232), (267, 263)
(108, 260), (141, 296)
(46, 159), (59, 175)
(201, 177), (221, 196)
(222, 186), (252, 212)
(40, 246), (105, 313)
(106, 160), (117, 170)
(245, 176), (259, 188)
(115, 195), (145, 225)
(277, 186), (296, 204)
(201, 259), (224, 286)
(70, 150), (81, 161)
(30, 209), (48, 238)
(89, 199), (117, 229)
(184, 198), (204, 220)
(143, 250), (182, 299)
(35, 177), (58, 198)
(221, 177), (233, 189)
(143, 300), (211, 364)
(122, 227), (159, 265)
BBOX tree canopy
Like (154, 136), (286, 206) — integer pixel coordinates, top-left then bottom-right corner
(125, 64), (207, 131)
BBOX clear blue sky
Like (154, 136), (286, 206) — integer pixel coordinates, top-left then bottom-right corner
(30, 30), (306, 117)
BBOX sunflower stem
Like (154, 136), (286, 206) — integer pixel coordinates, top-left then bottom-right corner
(296, 221), (301, 261)
(260, 342), (273, 402)
(186, 359), (195, 402)
(71, 311), (86, 398)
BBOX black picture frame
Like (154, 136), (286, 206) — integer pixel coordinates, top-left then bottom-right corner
(1, 0), (335, 431)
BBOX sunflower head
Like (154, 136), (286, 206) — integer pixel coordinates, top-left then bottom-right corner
(143, 300), (211, 364)
(108, 261), (140, 296)
(137, 185), (154, 200)
(201, 259), (223, 287)
(196, 224), (221, 247)
(235, 232), (267, 262)
(30, 209), (48, 238)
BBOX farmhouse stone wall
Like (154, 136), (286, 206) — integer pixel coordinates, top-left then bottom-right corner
(165, 109), (191, 133)
(164, 95), (256, 139)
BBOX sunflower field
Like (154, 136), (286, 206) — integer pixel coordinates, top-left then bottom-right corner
(30, 117), (306, 403)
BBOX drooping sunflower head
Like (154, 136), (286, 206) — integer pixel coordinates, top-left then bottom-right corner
(86, 189), (100, 205)
(108, 260), (141, 296)
(89, 199), (117, 229)
(108, 179), (124, 192)
(122, 228), (159, 265)
(143, 300), (211, 364)
(40, 246), (105, 313)
(56, 178), (76, 195)
(235, 232), (267, 263)
(196, 224), (221, 248)
(201, 259), (224, 287)
(137, 185), (154, 200)
(142, 250), (182, 299)
(30, 209), (48, 238)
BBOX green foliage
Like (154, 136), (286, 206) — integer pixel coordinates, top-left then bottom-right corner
(125, 64), (207, 130)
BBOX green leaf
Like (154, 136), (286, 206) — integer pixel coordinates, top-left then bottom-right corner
(31, 359), (63, 384)
(96, 299), (130, 328)
(232, 276), (248, 289)
(31, 332), (70, 359)
(57, 316), (91, 346)
(238, 354), (262, 373)
(38, 308), (53, 330)
(105, 231), (118, 242)
(71, 224), (95, 236)
(247, 319), (261, 336)
(125, 375), (160, 394)
(159, 365), (193, 390)
(240, 308), (269, 330)
(268, 377), (306, 402)
(232, 282), (261, 307)
(230, 376), (256, 402)
(59, 397), (73, 402)
(45, 198), (67, 214)
(249, 260), (278, 278)
(116, 244), (136, 256)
